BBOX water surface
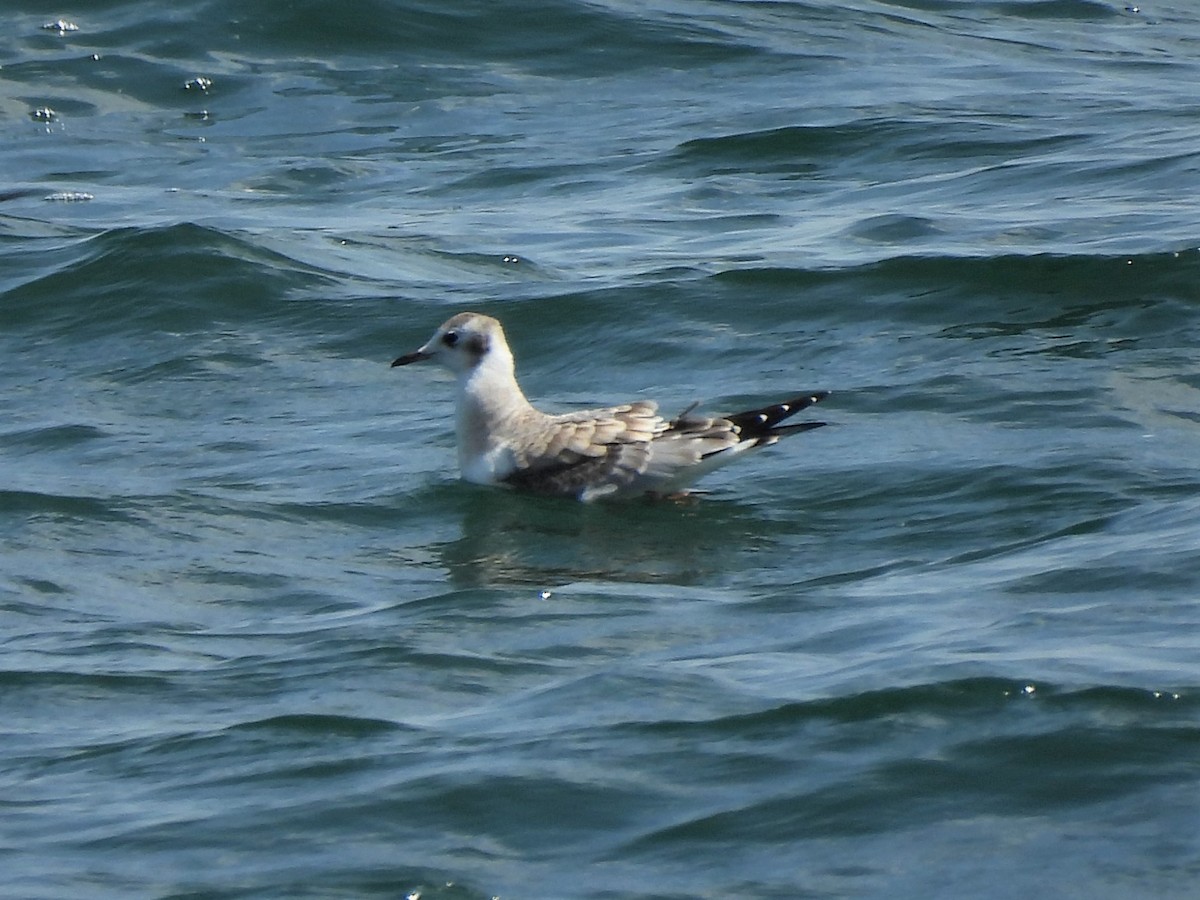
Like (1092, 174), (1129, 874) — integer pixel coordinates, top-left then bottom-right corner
(2, 2), (1198, 898)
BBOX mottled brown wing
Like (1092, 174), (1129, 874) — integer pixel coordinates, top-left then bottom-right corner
(502, 401), (664, 498)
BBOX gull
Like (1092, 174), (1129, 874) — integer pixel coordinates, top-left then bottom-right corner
(392, 312), (829, 501)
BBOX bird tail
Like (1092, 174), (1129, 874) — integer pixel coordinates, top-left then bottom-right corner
(725, 391), (829, 443)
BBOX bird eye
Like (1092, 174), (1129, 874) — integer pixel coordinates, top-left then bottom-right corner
(442, 330), (459, 347)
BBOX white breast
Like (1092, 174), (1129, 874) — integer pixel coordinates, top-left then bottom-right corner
(459, 443), (516, 485)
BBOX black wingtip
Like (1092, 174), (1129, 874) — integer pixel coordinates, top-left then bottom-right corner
(726, 391), (829, 436)
(770, 420), (828, 438)
(783, 390), (830, 410)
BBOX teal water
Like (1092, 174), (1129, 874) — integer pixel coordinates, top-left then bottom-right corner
(3, 2), (1199, 898)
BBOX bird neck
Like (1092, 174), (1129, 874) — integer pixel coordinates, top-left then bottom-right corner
(455, 347), (534, 447)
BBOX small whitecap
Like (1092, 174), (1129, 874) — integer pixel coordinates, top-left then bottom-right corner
(42, 19), (79, 33)
(44, 192), (95, 202)
(184, 76), (213, 92)
(31, 107), (57, 122)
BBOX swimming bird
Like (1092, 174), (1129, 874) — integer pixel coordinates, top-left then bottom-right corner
(392, 312), (828, 501)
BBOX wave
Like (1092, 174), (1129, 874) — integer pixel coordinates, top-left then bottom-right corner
(708, 249), (1200, 327)
(0, 487), (139, 522)
(609, 677), (1196, 851)
(10, 218), (1192, 344)
(628, 677), (1195, 733)
(673, 120), (1082, 177)
(0, 222), (332, 334)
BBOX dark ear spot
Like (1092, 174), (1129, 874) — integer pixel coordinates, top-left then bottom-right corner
(466, 333), (489, 356)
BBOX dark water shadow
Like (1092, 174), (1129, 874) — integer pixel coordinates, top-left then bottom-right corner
(426, 484), (782, 590)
